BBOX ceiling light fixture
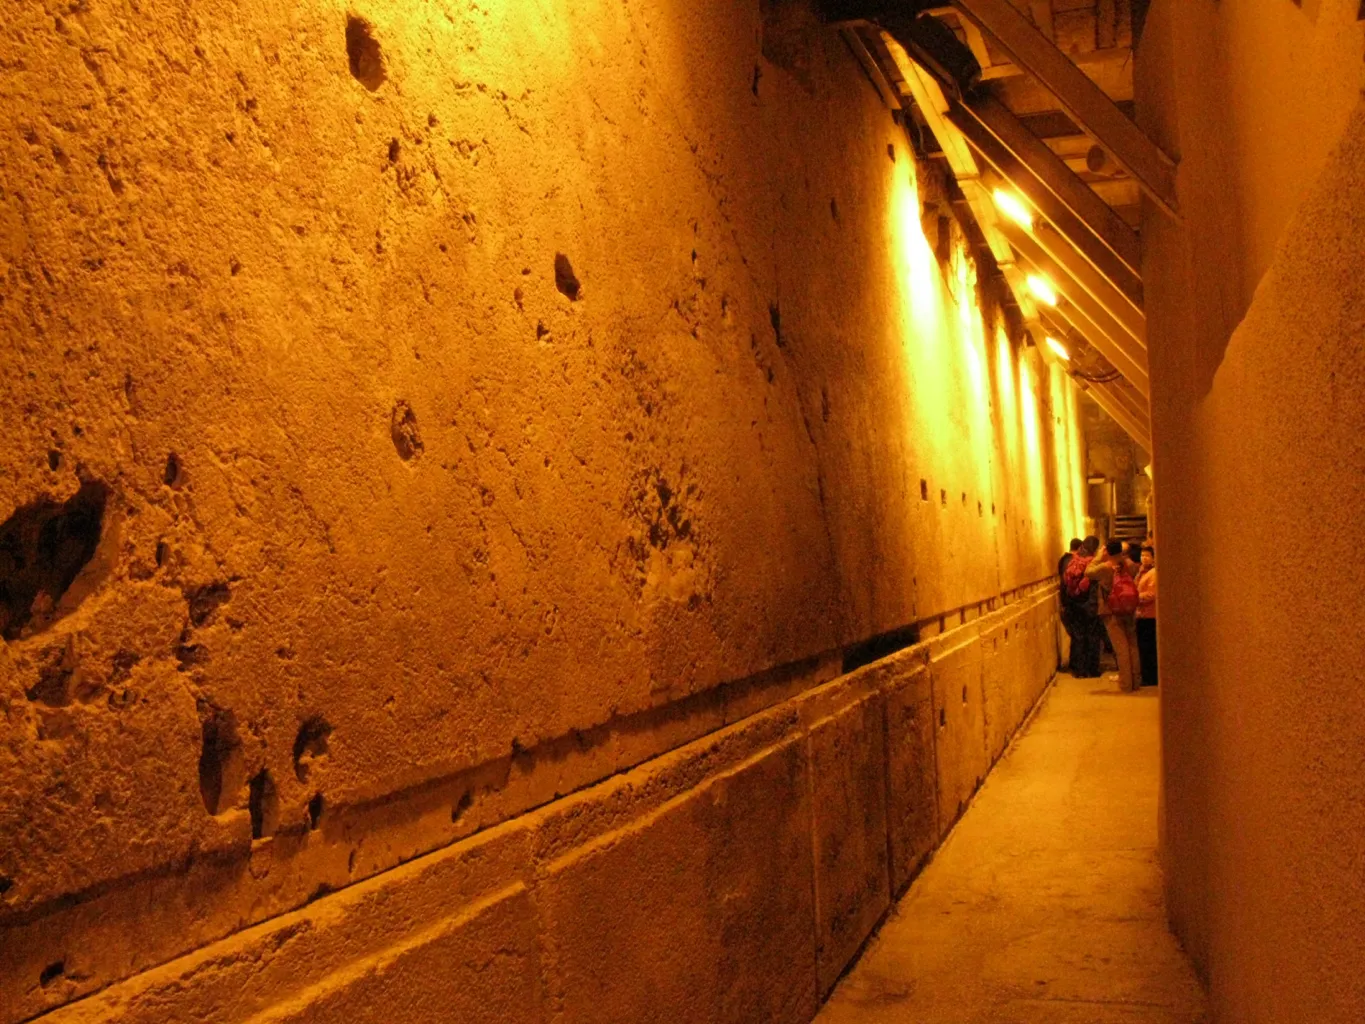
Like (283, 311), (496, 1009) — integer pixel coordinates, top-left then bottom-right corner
(1027, 274), (1058, 306)
(992, 189), (1033, 230)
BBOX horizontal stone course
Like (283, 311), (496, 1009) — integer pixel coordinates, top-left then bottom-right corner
(18, 592), (1059, 1024)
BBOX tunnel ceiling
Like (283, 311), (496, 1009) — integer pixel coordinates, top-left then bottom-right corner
(829, 0), (1163, 452)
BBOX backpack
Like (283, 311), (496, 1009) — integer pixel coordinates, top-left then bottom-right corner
(1063, 555), (1091, 601)
(1108, 570), (1139, 616)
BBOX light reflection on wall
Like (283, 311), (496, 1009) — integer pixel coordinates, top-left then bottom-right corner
(888, 149), (1087, 584)
(1048, 363), (1088, 538)
(1018, 348), (1046, 536)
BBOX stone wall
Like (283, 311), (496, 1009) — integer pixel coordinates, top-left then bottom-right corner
(17, 590), (1060, 1024)
(1, 0), (1083, 1019)
(1137, 1), (1365, 1020)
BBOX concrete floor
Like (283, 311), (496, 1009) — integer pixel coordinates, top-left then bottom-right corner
(817, 673), (1208, 1024)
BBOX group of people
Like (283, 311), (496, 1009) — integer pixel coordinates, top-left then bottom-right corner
(1058, 536), (1157, 691)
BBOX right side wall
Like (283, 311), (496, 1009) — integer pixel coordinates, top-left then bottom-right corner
(1136, 2), (1365, 1020)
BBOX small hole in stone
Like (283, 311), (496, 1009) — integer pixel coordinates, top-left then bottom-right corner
(294, 716), (333, 782)
(390, 401), (423, 461)
(248, 768), (279, 839)
(887, 143), (896, 162)
(920, 479), (928, 501)
(962, 685), (968, 704)
(198, 707), (244, 815)
(554, 253), (580, 300)
(186, 581), (231, 627)
(0, 876), (12, 896)
(39, 961), (64, 988)
(164, 452), (182, 487)
(751, 63), (761, 96)
(939, 708), (946, 727)
(47, 450), (60, 471)
(307, 792), (325, 830)
(0, 480), (108, 641)
(940, 489), (947, 506)
(830, 197), (839, 223)
(345, 16), (386, 91)
(961, 491), (967, 505)
(155, 540), (169, 566)
(451, 790), (473, 823)
(387, 137), (399, 162)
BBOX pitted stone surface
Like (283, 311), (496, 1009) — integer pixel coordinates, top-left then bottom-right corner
(0, 0), (1086, 1017)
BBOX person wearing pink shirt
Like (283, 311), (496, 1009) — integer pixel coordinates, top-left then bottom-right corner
(1135, 546), (1158, 687)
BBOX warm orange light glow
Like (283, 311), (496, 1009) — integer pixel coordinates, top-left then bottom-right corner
(992, 189), (1033, 230)
(1027, 274), (1058, 306)
(1046, 337), (1070, 361)
(887, 153), (1085, 562)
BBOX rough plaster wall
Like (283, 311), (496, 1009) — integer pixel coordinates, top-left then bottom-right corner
(0, 0), (1082, 1018)
(1139, 2), (1365, 1019)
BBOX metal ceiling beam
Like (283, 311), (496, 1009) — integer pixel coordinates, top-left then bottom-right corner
(1099, 377), (1152, 431)
(1037, 311), (1150, 427)
(1031, 216), (1144, 331)
(1030, 273), (1150, 397)
(1097, 378), (1152, 435)
(841, 27), (902, 110)
(950, 0), (1179, 218)
(973, 163), (1144, 335)
(947, 94), (1143, 284)
(998, 218), (1145, 352)
(1048, 298), (1148, 398)
(881, 34), (1020, 271)
(1082, 382), (1151, 451)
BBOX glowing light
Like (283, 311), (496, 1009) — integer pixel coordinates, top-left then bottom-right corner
(1045, 337), (1070, 361)
(992, 189), (1033, 230)
(1027, 274), (1058, 306)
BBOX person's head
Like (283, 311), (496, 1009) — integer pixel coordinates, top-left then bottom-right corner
(1126, 542), (1143, 563)
(1105, 538), (1125, 559)
(1082, 536), (1099, 556)
(1141, 545), (1155, 568)
(1069, 538), (1083, 552)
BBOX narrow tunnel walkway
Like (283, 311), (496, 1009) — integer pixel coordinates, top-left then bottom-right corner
(817, 674), (1208, 1024)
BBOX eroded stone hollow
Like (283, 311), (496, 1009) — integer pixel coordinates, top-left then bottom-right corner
(345, 16), (385, 91)
(0, 482), (107, 641)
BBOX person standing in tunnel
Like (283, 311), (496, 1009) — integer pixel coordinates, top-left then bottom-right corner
(1136, 545), (1158, 687)
(1058, 538), (1084, 671)
(1086, 539), (1141, 692)
(1063, 537), (1102, 677)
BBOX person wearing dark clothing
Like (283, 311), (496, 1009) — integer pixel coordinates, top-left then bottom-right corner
(1062, 537), (1103, 676)
(1059, 538), (1082, 581)
(1058, 539), (1084, 672)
